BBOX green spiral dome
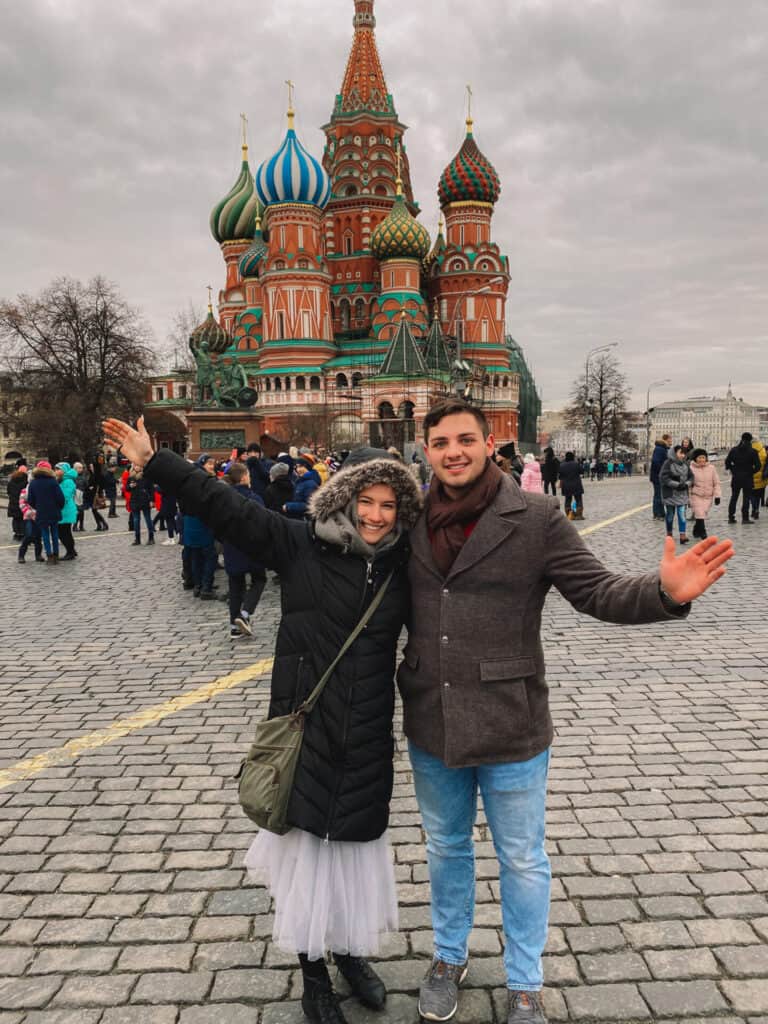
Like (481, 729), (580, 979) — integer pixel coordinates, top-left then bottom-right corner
(189, 309), (231, 356)
(210, 157), (264, 244)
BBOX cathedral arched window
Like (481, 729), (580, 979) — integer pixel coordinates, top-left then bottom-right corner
(285, 377), (292, 391)
(354, 298), (365, 323)
(502, 376), (509, 389)
(335, 373), (348, 390)
(265, 379), (272, 392)
(310, 376), (321, 391)
(345, 185), (357, 197)
(298, 259), (309, 269)
(451, 259), (464, 272)
(343, 232), (354, 255)
(274, 377), (282, 391)
(374, 185), (388, 197)
(378, 401), (395, 419)
(296, 376), (306, 391)
(352, 372), (363, 387)
(398, 400), (415, 420)
(275, 260), (286, 270)
(340, 299), (351, 330)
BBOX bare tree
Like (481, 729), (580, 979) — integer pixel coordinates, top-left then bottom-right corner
(162, 302), (202, 372)
(565, 351), (631, 460)
(0, 276), (156, 461)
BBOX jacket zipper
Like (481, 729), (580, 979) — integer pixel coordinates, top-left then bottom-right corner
(293, 656), (305, 710)
(325, 558), (375, 842)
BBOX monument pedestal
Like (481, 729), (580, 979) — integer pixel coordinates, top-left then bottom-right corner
(186, 408), (264, 460)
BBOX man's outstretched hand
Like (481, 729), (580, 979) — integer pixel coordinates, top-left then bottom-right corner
(659, 535), (734, 605)
(102, 417), (154, 470)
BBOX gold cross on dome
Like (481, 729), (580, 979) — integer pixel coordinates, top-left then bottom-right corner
(466, 83), (474, 130)
(240, 112), (248, 148)
(285, 79), (295, 112)
(206, 285), (213, 311)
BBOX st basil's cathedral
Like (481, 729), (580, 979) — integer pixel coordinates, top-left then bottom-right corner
(174, 0), (532, 452)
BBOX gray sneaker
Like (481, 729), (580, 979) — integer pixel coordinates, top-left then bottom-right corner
(507, 990), (547, 1023)
(418, 958), (468, 1021)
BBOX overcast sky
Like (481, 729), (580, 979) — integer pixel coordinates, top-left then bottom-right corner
(2, 0), (766, 410)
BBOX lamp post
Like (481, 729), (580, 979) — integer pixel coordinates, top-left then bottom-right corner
(584, 342), (618, 460)
(445, 277), (504, 396)
(645, 378), (670, 465)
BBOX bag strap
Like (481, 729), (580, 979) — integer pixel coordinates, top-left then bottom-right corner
(298, 569), (395, 717)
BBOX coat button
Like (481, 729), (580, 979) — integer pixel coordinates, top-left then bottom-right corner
(442, 588), (449, 596)
(441, 635), (448, 643)
(444, 681), (450, 688)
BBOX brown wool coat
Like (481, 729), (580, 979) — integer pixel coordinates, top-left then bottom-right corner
(397, 474), (688, 768)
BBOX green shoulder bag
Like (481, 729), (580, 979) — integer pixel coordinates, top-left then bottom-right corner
(237, 570), (394, 835)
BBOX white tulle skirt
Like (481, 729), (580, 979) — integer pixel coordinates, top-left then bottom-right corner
(244, 827), (398, 960)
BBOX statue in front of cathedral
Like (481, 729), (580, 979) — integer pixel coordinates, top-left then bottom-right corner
(217, 353), (256, 408)
(193, 341), (220, 406)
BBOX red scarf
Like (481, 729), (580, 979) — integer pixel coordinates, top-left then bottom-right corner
(426, 458), (504, 576)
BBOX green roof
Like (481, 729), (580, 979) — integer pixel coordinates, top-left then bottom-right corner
(378, 317), (428, 378)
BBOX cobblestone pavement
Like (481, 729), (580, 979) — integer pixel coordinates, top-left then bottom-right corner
(1, 477), (767, 1023)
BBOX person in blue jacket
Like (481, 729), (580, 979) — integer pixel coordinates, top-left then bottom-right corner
(55, 462), (79, 560)
(650, 434), (672, 520)
(284, 458), (321, 518)
(27, 461), (65, 562)
(182, 454), (218, 598)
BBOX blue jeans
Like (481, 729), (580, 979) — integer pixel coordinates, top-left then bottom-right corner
(133, 508), (154, 541)
(664, 504), (686, 537)
(409, 743), (551, 992)
(39, 523), (59, 557)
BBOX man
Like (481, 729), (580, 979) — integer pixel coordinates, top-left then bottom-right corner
(649, 434), (672, 520)
(398, 399), (733, 1024)
(245, 443), (272, 500)
(725, 432), (761, 524)
(182, 454), (218, 598)
(283, 458), (321, 519)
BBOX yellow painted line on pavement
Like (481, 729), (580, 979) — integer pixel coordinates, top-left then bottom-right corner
(579, 503), (652, 537)
(0, 656), (274, 790)
(0, 530), (132, 550)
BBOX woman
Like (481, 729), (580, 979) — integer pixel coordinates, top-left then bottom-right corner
(520, 453), (544, 493)
(660, 444), (692, 544)
(102, 417), (422, 1024)
(85, 461), (109, 531)
(125, 467), (155, 545)
(26, 460), (64, 562)
(55, 462), (79, 560)
(689, 449), (721, 540)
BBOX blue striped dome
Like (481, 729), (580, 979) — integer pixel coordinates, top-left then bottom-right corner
(255, 121), (331, 209)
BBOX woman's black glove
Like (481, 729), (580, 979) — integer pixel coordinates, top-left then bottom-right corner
(714, 497), (721, 506)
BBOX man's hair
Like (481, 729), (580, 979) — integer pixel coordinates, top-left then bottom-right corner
(423, 399), (490, 443)
(662, 433), (672, 442)
(246, 443), (262, 454)
(227, 462), (249, 484)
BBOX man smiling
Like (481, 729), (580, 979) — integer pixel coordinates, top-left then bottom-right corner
(398, 398), (733, 1024)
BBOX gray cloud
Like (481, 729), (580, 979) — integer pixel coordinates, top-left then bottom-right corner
(2, 0), (766, 409)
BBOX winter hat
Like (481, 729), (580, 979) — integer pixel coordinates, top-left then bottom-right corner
(524, 453), (536, 464)
(35, 460), (52, 470)
(269, 462), (290, 482)
(741, 432), (753, 443)
(195, 453), (212, 468)
(295, 457), (314, 471)
(690, 448), (708, 461)
(342, 446), (396, 468)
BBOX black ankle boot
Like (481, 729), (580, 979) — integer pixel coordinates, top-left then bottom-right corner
(301, 982), (349, 1024)
(333, 953), (387, 1011)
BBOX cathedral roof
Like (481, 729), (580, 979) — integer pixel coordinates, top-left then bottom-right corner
(371, 183), (430, 261)
(238, 215), (268, 279)
(438, 118), (501, 208)
(336, 1), (393, 116)
(210, 143), (263, 244)
(378, 312), (428, 377)
(423, 308), (451, 375)
(255, 110), (332, 209)
(424, 215), (446, 271)
(189, 307), (231, 355)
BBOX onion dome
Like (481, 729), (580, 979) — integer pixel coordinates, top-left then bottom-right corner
(424, 214), (446, 271)
(255, 107), (331, 209)
(210, 138), (263, 244)
(438, 117), (501, 208)
(372, 179), (431, 261)
(238, 214), (268, 279)
(189, 304), (231, 355)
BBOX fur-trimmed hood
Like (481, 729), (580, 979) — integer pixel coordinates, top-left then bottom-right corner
(309, 457), (423, 528)
(31, 465), (55, 479)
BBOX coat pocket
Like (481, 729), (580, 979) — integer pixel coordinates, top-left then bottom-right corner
(479, 656), (535, 682)
(402, 646), (419, 671)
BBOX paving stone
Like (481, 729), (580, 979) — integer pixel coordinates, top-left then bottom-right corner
(109, 917), (193, 943)
(0, 947), (35, 976)
(643, 947), (719, 979)
(0, 978), (64, 1010)
(24, 1012), (102, 1024)
(714, 944), (768, 977)
(132, 971), (213, 1004)
(29, 946), (120, 975)
(191, 916), (252, 941)
(117, 943), (196, 972)
(193, 940), (264, 970)
(578, 951), (650, 983)
(52, 974), (137, 1007)
(209, 968), (290, 1002)
(564, 983), (649, 1020)
(206, 889), (270, 916)
(582, 898), (640, 924)
(687, 917), (759, 945)
(639, 980), (727, 1016)
(722, 979), (768, 1013)
(565, 925), (626, 954)
(621, 919), (693, 949)
(101, 1009), (178, 1024)
(180, 1006), (255, 1024)
(705, 893), (768, 917)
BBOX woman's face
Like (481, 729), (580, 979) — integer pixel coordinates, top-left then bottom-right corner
(356, 483), (397, 545)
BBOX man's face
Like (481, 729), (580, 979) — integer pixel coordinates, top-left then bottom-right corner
(295, 464), (307, 478)
(203, 458), (215, 475)
(423, 412), (494, 494)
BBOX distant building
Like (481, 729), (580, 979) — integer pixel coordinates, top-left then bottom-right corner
(507, 337), (541, 453)
(0, 374), (27, 464)
(143, 371), (195, 453)
(649, 388), (761, 451)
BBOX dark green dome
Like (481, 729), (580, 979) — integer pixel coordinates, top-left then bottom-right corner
(210, 153), (263, 244)
(372, 191), (430, 261)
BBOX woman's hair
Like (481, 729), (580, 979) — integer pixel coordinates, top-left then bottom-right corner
(690, 448), (707, 460)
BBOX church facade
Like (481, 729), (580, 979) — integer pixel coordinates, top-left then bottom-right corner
(194, 0), (523, 451)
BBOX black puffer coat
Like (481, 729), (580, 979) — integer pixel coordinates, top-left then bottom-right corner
(144, 448), (422, 842)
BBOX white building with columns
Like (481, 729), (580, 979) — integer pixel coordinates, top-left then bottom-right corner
(649, 389), (761, 452)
